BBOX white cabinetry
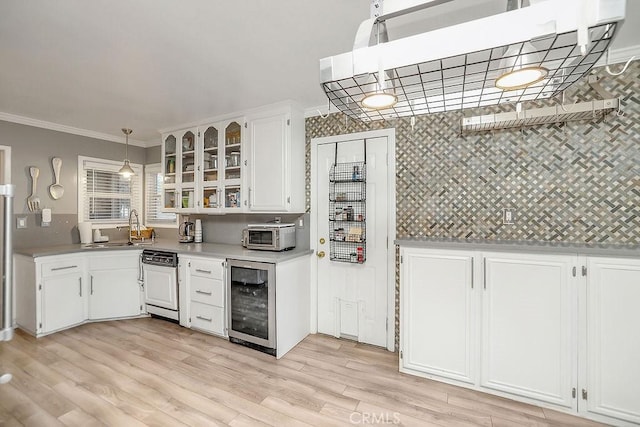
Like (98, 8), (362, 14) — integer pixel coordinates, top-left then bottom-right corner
(180, 256), (226, 337)
(400, 246), (640, 425)
(40, 256), (86, 334)
(482, 252), (574, 409)
(400, 248), (475, 384)
(160, 102), (304, 215)
(14, 250), (144, 338)
(581, 257), (640, 424)
(87, 251), (142, 320)
(246, 104), (305, 212)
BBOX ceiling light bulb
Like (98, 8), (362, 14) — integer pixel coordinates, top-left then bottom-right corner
(495, 66), (548, 90)
(361, 92), (398, 109)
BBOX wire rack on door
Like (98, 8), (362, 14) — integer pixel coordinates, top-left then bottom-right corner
(329, 158), (366, 264)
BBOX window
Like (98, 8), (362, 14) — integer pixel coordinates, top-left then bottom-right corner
(78, 156), (143, 227)
(145, 163), (177, 227)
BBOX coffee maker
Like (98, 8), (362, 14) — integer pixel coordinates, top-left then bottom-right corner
(178, 221), (195, 243)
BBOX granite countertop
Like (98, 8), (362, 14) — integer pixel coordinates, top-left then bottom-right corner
(15, 239), (313, 263)
(395, 237), (640, 258)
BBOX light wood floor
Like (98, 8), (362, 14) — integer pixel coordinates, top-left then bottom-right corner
(0, 318), (604, 426)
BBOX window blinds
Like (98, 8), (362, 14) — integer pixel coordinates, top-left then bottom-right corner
(145, 164), (176, 226)
(78, 157), (142, 225)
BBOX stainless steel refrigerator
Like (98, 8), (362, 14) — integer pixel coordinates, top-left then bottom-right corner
(0, 183), (15, 384)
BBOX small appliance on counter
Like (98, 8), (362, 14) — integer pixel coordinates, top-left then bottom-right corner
(242, 223), (296, 251)
(178, 221), (195, 243)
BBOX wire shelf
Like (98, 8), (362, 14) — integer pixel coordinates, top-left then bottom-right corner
(329, 161), (366, 264)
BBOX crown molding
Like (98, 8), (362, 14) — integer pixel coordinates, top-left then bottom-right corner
(0, 112), (152, 148)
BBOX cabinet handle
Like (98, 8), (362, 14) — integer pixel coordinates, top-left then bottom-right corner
(483, 258), (487, 290)
(471, 258), (474, 289)
(52, 265), (77, 271)
(79, 277), (82, 297)
(195, 289), (213, 295)
(196, 315), (212, 322)
(90, 275), (94, 295)
(195, 269), (212, 274)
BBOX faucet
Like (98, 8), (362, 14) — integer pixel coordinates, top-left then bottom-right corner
(128, 209), (140, 245)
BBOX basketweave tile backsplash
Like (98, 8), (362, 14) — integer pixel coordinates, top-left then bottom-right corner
(305, 61), (640, 245)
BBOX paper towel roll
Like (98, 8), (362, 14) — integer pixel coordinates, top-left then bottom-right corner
(78, 222), (93, 244)
(195, 219), (202, 243)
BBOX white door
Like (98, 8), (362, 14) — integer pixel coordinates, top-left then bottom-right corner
(582, 257), (640, 424)
(89, 269), (141, 320)
(481, 252), (575, 409)
(143, 265), (178, 310)
(312, 130), (394, 349)
(42, 273), (85, 333)
(400, 248), (476, 384)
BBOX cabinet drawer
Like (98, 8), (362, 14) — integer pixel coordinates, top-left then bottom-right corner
(189, 258), (223, 280)
(190, 276), (224, 306)
(41, 258), (83, 277)
(190, 302), (225, 336)
(88, 252), (140, 270)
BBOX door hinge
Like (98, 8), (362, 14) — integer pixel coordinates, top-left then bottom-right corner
(386, 318), (388, 332)
(582, 389), (588, 400)
(197, 131), (201, 137)
(244, 122), (247, 128)
(38, 284), (42, 291)
(140, 305), (142, 311)
(287, 119), (290, 126)
(189, 317), (191, 323)
(188, 262), (191, 267)
(582, 266), (587, 276)
(400, 255), (403, 264)
(39, 322), (42, 329)
(572, 387), (577, 398)
(400, 350), (403, 359)
(287, 196), (291, 203)
(572, 266), (577, 277)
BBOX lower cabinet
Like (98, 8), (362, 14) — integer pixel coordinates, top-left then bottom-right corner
(400, 249), (475, 384)
(14, 250), (143, 337)
(582, 257), (640, 424)
(87, 252), (143, 320)
(481, 252), (574, 409)
(180, 255), (226, 337)
(400, 246), (640, 425)
(40, 259), (86, 334)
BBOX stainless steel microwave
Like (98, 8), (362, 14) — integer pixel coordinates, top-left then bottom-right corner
(242, 223), (296, 251)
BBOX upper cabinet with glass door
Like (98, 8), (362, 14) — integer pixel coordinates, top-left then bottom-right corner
(161, 127), (199, 213)
(200, 124), (220, 212)
(221, 120), (244, 212)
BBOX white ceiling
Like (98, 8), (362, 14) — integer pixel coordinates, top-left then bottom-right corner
(1, 0), (638, 145)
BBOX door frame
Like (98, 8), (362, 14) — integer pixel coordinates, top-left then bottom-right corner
(310, 128), (396, 351)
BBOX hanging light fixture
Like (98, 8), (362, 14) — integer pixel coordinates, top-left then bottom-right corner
(118, 128), (135, 178)
(495, 42), (548, 90)
(361, 66), (398, 110)
(360, 21), (397, 111)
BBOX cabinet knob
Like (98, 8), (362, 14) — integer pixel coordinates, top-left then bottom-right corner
(319, 238), (326, 244)
(317, 251), (326, 258)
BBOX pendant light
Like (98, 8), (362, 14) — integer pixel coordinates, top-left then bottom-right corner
(360, 22), (398, 110)
(118, 128), (135, 178)
(495, 42), (548, 90)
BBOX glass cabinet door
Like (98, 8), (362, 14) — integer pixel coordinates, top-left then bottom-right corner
(202, 126), (219, 183)
(202, 187), (220, 210)
(163, 189), (177, 209)
(224, 122), (242, 181)
(164, 134), (177, 184)
(180, 130), (196, 184)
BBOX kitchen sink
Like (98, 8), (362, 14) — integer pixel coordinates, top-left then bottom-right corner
(82, 241), (153, 249)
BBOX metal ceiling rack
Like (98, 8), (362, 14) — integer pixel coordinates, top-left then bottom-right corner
(319, 0), (626, 122)
(460, 98), (620, 132)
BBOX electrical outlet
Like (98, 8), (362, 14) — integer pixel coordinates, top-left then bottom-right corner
(502, 208), (515, 225)
(17, 216), (27, 229)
